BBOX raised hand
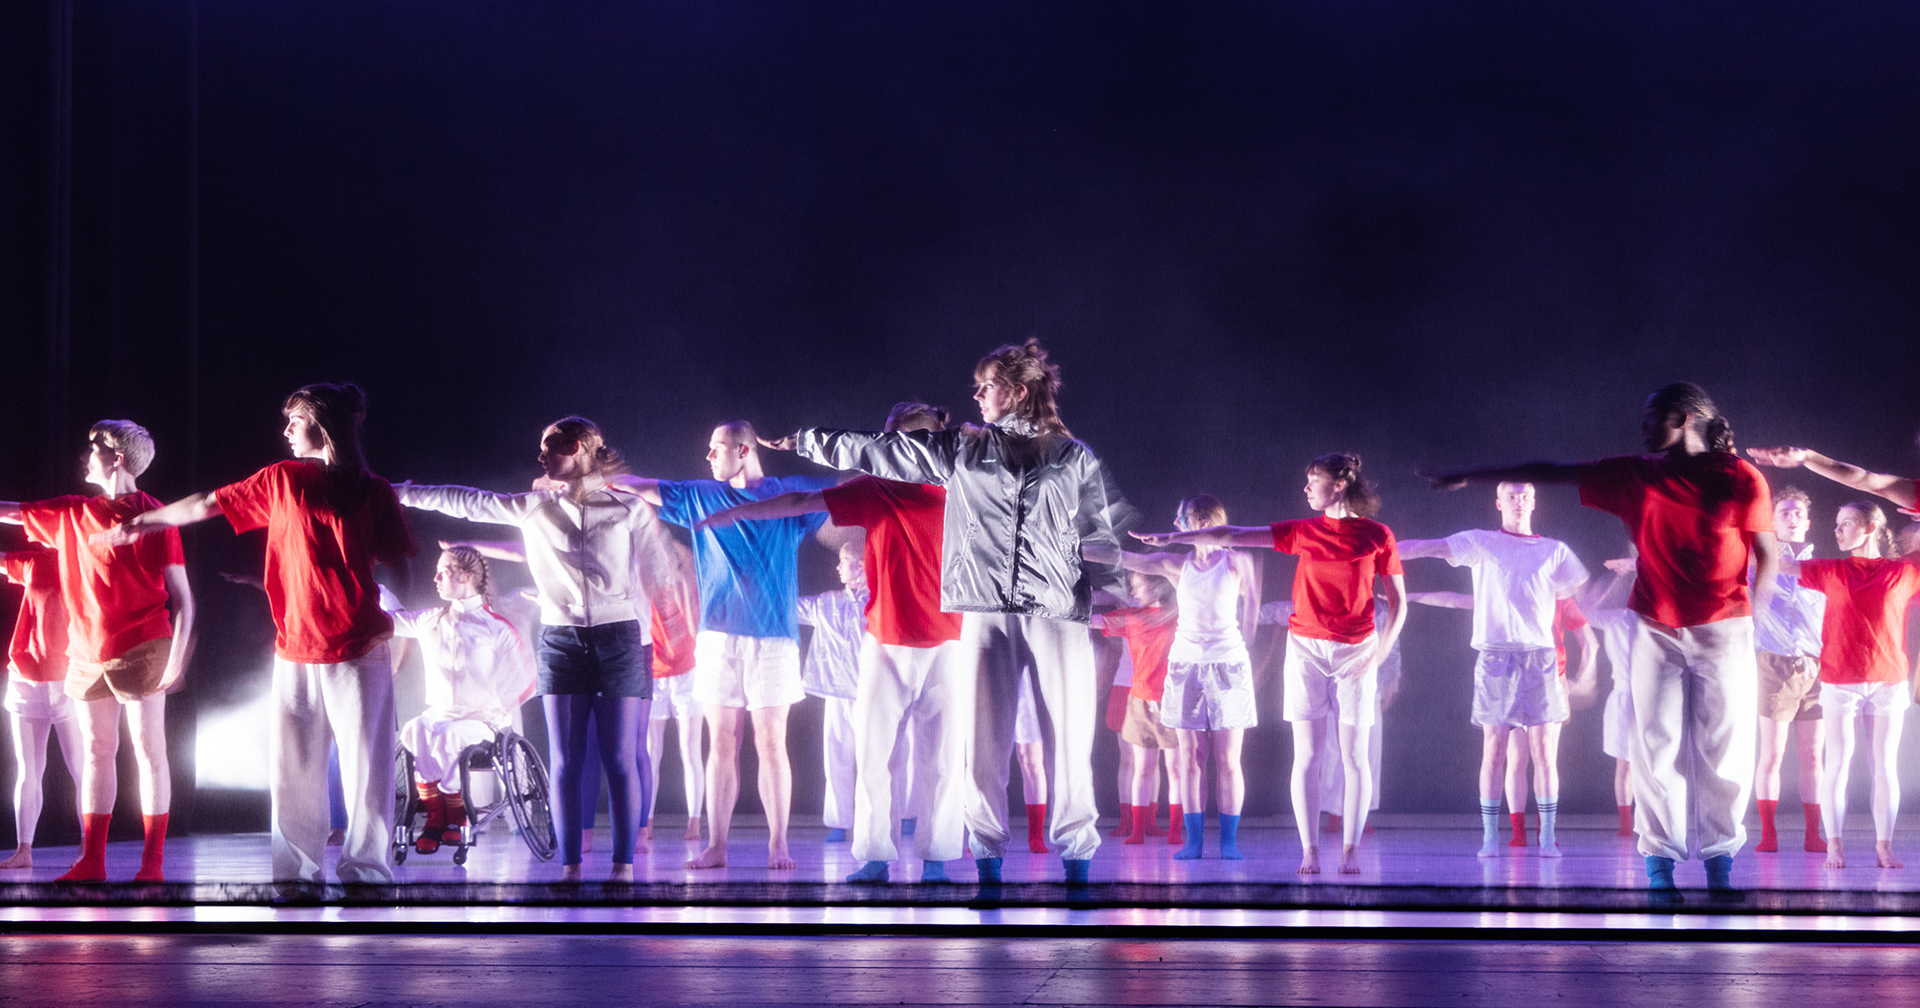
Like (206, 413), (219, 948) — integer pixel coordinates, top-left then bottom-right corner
(1417, 468), (1468, 491)
(758, 433), (798, 452)
(1745, 446), (1810, 469)
(1130, 530), (1178, 547)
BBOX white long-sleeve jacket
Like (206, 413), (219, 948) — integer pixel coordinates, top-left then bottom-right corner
(389, 595), (535, 728)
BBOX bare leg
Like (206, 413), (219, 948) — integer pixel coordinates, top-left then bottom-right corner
(1, 713), (56, 868)
(1755, 717), (1789, 802)
(1504, 728), (1529, 818)
(1821, 710), (1856, 870)
(1174, 729), (1204, 810)
(74, 698), (122, 815)
(1337, 721), (1369, 873)
(1212, 729), (1246, 816)
(677, 710), (706, 841)
(123, 694), (171, 815)
(1014, 741), (1047, 804)
(1289, 719), (1327, 874)
(1868, 712), (1904, 869)
(686, 704), (743, 869)
(1113, 735), (1133, 813)
(1127, 740), (1158, 808)
(1795, 719), (1826, 804)
(751, 704), (796, 870)
(1477, 725), (1509, 857)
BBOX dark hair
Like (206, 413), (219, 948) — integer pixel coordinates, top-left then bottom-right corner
(975, 338), (1070, 438)
(1840, 500), (1899, 558)
(1646, 382), (1735, 453)
(884, 402), (950, 434)
(284, 382), (370, 474)
(546, 416), (628, 476)
(1309, 451), (1380, 519)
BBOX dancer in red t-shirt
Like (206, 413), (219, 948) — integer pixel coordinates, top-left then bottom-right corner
(1137, 453), (1405, 875)
(1779, 501), (1919, 870)
(101, 384), (413, 886)
(1091, 570), (1181, 848)
(0, 547), (82, 872)
(3, 421), (196, 883)
(1428, 383), (1778, 892)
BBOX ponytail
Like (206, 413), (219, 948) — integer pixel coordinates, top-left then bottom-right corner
(1310, 451), (1380, 519)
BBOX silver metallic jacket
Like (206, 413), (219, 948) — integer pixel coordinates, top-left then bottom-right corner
(795, 421), (1127, 624)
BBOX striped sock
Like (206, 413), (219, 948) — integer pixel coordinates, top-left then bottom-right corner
(1538, 797), (1559, 853)
(1480, 801), (1501, 853)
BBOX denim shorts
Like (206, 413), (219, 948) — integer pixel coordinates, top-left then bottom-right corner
(537, 621), (653, 698)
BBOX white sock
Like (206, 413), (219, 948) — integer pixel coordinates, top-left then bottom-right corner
(1480, 800), (1501, 848)
(1538, 796), (1559, 848)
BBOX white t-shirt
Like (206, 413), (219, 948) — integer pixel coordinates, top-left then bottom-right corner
(1170, 551), (1251, 665)
(1443, 529), (1588, 650)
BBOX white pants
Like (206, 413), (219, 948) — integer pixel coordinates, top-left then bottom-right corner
(820, 695), (857, 830)
(958, 614), (1099, 861)
(399, 711), (496, 792)
(1626, 614), (1757, 861)
(850, 639), (967, 863)
(271, 644), (395, 884)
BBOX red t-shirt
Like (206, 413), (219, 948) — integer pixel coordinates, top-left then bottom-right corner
(4, 548), (70, 683)
(1271, 516), (1403, 644)
(215, 461), (415, 664)
(1578, 453), (1773, 629)
(20, 493), (183, 664)
(650, 602), (697, 679)
(1101, 605), (1178, 702)
(822, 476), (962, 648)
(1552, 597), (1589, 677)
(1797, 557), (1920, 685)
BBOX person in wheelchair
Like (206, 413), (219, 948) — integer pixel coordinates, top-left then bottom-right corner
(390, 545), (535, 854)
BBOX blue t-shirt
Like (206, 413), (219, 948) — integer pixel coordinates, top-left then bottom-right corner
(657, 476), (835, 639)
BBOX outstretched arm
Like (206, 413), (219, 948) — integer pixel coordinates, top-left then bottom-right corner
(1132, 524), (1272, 549)
(1395, 537), (1456, 561)
(0, 502), (21, 524)
(698, 490), (827, 531)
(1113, 549), (1185, 579)
(1421, 462), (1585, 491)
(92, 492), (222, 546)
(439, 538), (527, 564)
(601, 475), (664, 506)
(1408, 590), (1474, 610)
(1746, 447), (1917, 509)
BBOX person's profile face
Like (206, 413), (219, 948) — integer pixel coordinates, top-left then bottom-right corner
(1834, 506), (1873, 553)
(433, 553), (481, 602)
(284, 407), (328, 460)
(1304, 468), (1345, 512)
(706, 428), (748, 482)
(538, 428), (589, 481)
(972, 370), (1022, 425)
(83, 434), (121, 491)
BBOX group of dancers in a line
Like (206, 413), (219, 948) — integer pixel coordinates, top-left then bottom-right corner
(2, 342), (1915, 891)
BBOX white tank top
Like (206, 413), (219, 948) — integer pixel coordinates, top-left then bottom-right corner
(1170, 551), (1249, 665)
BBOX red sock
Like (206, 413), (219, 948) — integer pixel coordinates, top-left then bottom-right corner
(133, 813), (169, 882)
(57, 813), (111, 883)
(1508, 811), (1528, 847)
(1025, 804), (1048, 853)
(1144, 800), (1166, 836)
(1124, 802), (1148, 845)
(443, 791), (467, 843)
(1803, 802), (1827, 853)
(1756, 799), (1780, 852)
(1616, 804), (1634, 836)
(1167, 803), (1186, 846)
(1109, 804), (1134, 838)
(416, 782), (447, 854)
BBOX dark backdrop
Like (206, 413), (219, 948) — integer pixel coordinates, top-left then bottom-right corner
(2, 1), (1917, 839)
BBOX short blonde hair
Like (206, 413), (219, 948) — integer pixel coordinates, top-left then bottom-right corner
(89, 420), (155, 476)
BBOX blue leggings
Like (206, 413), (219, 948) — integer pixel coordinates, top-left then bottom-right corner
(545, 695), (652, 865)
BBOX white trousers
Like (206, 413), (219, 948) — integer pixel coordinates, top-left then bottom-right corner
(1626, 614), (1757, 861)
(851, 639), (968, 863)
(399, 711), (495, 792)
(271, 644), (395, 884)
(958, 613), (1100, 861)
(820, 695), (857, 830)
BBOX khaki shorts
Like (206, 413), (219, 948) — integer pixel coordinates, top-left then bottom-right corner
(1757, 650), (1822, 722)
(66, 636), (171, 702)
(1120, 694), (1179, 749)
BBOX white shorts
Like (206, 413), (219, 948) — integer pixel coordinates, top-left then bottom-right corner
(1471, 648), (1567, 727)
(1283, 634), (1379, 727)
(691, 631), (804, 711)
(4, 675), (76, 723)
(650, 671), (698, 720)
(1820, 680), (1913, 719)
(1014, 671), (1043, 745)
(1161, 660), (1257, 731)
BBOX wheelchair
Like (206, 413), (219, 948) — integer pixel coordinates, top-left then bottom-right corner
(393, 727), (557, 866)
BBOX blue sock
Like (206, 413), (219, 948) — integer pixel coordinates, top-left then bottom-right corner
(900, 818), (916, 836)
(845, 860), (889, 884)
(975, 857), (1002, 883)
(1063, 858), (1091, 885)
(920, 859), (947, 882)
(1218, 813), (1244, 860)
(1645, 855), (1677, 890)
(824, 827), (848, 843)
(1704, 855), (1735, 891)
(1172, 812), (1206, 860)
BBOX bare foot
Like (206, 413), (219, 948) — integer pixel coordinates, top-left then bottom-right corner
(580, 830), (594, 854)
(1296, 846), (1320, 875)
(1876, 841), (1903, 869)
(1338, 845), (1362, 874)
(1825, 836), (1847, 869)
(768, 842), (797, 871)
(608, 862), (634, 883)
(558, 863), (584, 883)
(685, 816), (703, 842)
(685, 844), (728, 869)
(636, 830), (652, 855)
(0, 845), (33, 870)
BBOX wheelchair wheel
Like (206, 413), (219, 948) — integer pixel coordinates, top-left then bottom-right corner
(392, 747), (418, 865)
(499, 733), (557, 862)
